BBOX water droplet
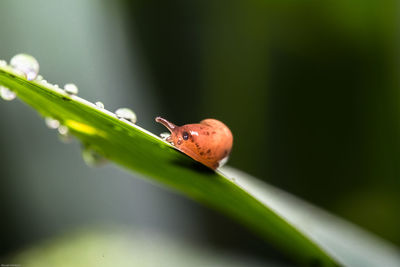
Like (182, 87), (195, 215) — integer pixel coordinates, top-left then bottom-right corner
(160, 132), (170, 140)
(81, 146), (108, 167)
(36, 75), (43, 81)
(0, 60), (7, 67)
(115, 108), (137, 123)
(45, 117), (60, 129)
(0, 86), (16, 101)
(57, 125), (72, 143)
(95, 101), (104, 109)
(58, 125), (69, 135)
(64, 83), (78, 95)
(10, 54), (39, 81)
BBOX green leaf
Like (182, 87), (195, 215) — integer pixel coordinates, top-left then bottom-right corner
(1, 65), (399, 267)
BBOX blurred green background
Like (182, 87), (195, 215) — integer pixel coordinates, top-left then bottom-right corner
(0, 0), (399, 266)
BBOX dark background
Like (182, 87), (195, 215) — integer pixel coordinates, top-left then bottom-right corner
(0, 0), (399, 265)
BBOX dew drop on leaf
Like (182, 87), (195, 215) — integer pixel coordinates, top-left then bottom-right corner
(10, 54), (40, 81)
(160, 132), (171, 140)
(95, 101), (104, 109)
(81, 146), (108, 167)
(58, 125), (69, 136)
(115, 108), (137, 123)
(0, 86), (16, 101)
(0, 60), (7, 67)
(57, 125), (72, 143)
(40, 79), (48, 85)
(64, 83), (78, 95)
(45, 117), (60, 129)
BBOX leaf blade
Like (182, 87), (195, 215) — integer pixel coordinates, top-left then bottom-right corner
(2, 66), (399, 266)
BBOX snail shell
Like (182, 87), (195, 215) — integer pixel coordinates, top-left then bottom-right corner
(155, 117), (233, 170)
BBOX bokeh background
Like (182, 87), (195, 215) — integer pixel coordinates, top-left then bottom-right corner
(0, 0), (399, 266)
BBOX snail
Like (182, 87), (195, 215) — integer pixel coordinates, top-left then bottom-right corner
(155, 117), (233, 170)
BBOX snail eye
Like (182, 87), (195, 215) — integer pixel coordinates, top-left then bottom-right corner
(182, 131), (189, 140)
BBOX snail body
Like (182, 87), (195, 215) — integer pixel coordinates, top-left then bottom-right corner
(155, 117), (233, 170)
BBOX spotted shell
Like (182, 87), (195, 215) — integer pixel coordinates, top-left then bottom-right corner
(155, 117), (233, 170)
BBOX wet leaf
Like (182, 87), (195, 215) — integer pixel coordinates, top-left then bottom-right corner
(1, 65), (399, 266)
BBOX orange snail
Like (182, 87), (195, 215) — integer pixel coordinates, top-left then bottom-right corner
(155, 117), (233, 170)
